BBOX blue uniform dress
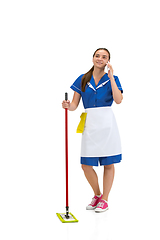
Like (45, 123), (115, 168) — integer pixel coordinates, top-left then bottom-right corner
(70, 73), (123, 166)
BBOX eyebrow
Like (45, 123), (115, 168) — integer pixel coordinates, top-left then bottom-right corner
(96, 54), (108, 57)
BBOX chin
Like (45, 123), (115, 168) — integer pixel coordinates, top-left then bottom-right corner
(96, 64), (105, 70)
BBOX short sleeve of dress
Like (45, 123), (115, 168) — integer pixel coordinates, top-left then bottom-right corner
(114, 76), (123, 93)
(70, 74), (84, 95)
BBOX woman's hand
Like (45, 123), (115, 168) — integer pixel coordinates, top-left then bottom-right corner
(62, 100), (70, 109)
(106, 62), (114, 79)
(62, 92), (81, 111)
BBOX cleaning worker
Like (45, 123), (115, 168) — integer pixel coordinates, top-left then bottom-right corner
(62, 48), (123, 213)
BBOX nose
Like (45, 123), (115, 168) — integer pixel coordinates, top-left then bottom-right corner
(97, 57), (103, 62)
(98, 56), (104, 61)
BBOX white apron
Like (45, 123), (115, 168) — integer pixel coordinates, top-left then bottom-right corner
(81, 107), (122, 157)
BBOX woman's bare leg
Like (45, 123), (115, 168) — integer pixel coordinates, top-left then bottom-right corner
(81, 164), (101, 196)
(102, 164), (115, 201)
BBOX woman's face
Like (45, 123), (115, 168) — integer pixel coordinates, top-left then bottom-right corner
(93, 49), (110, 69)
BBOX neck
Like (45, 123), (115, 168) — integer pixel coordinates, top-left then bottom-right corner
(93, 67), (106, 83)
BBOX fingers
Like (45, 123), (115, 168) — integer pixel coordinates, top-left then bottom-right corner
(106, 62), (111, 68)
(107, 63), (113, 73)
(62, 100), (70, 109)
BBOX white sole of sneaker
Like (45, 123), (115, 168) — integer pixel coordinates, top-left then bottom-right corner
(86, 205), (98, 210)
(95, 207), (109, 213)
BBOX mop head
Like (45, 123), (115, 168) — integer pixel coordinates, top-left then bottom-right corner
(56, 212), (78, 223)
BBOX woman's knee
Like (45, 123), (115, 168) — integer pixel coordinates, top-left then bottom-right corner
(104, 164), (114, 170)
(81, 164), (93, 172)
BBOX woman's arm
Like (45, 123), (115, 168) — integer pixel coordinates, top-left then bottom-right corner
(62, 91), (81, 111)
(110, 77), (123, 104)
(107, 63), (123, 104)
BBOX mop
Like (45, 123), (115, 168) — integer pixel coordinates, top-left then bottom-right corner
(56, 93), (78, 223)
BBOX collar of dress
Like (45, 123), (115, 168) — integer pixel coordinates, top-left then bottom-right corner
(87, 75), (110, 92)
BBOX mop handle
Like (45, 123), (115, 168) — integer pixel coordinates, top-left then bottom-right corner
(65, 93), (69, 211)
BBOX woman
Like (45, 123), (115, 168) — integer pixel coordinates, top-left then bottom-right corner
(62, 48), (123, 212)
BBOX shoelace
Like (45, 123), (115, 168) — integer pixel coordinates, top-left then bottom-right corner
(97, 201), (104, 208)
(90, 197), (97, 206)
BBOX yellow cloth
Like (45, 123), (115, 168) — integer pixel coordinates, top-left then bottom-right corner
(76, 113), (87, 133)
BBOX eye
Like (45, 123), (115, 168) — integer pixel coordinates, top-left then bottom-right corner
(95, 54), (100, 58)
(103, 56), (107, 59)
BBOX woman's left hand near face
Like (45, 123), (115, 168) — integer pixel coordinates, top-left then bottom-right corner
(106, 62), (114, 79)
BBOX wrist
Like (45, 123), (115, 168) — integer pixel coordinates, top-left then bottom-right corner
(68, 102), (75, 111)
(110, 76), (114, 81)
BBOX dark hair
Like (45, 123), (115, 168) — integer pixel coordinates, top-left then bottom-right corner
(81, 48), (110, 92)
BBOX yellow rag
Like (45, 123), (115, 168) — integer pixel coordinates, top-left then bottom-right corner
(76, 113), (87, 133)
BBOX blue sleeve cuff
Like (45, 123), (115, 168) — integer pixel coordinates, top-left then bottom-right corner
(70, 84), (81, 95)
(118, 87), (123, 93)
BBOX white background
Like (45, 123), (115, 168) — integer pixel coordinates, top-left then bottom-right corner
(0, 0), (160, 239)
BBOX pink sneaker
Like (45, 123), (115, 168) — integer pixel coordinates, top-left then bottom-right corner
(95, 199), (109, 212)
(86, 194), (103, 210)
